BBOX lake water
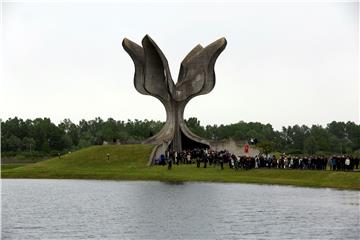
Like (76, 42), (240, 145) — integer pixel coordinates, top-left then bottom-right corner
(1, 179), (359, 239)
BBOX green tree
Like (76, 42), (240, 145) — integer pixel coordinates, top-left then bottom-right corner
(327, 121), (346, 139)
(345, 121), (360, 150)
(185, 117), (206, 137)
(304, 136), (318, 154)
(310, 125), (330, 152)
(5, 135), (22, 151)
(22, 137), (36, 152)
(59, 119), (80, 146)
(100, 118), (119, 142)
(258, 140), (274, 154)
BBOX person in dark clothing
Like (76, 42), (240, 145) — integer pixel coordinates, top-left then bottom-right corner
(323, 156), (328, 170)
(208, 151), (214, 166)
(232, 154), (239, 171)
(243, 157), (248, 171)
(202, 150), (208, 168)
(168, 157), (172, 170)
(159, 154), (166, 166)
(355, 157), (359, 169)
(175, 151), (179, 165)
(196, 156), (201, 168)
(240, 156), (245, 170)
(219, 153), (224, 170)
(331, 156), (337, 171)
(168, 150), (174, 170)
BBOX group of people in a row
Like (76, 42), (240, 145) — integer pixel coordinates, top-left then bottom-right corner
(155, 148), (360, 171)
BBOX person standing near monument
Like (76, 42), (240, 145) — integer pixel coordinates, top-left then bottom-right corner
(202, 150), (208, 168)
(219, 152), (224, 170)
(168, 150), (175, 170)
(345, 157), (350, 171)
(175, 151), (179, 165)
(186, 151), (191, 164)
(196, 150), (201, 168)
(168, 150), (174, 170)
(354, 156), (359, 170)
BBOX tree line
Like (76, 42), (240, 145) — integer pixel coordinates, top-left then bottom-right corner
(185, 118), (360, 155)
(1, 117), (360, 156)
(1, 117), (163, 156)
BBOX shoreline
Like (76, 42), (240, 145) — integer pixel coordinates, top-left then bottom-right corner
(2, 145), (359, 191)
(2, 168), (360, 191)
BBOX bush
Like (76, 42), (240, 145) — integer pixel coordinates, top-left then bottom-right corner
(1, 151), (51, 163)
(284, 149), (303, 155)
(315, 151), (332, 157)
(353, 149), (360, 158)
(271, 151), (283, 159)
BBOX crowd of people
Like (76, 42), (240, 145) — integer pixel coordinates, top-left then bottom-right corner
(155, 148), (360, 171)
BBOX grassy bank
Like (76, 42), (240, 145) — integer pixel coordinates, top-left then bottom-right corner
(1, 163), (29, 170)
(2, 144), (360, 190)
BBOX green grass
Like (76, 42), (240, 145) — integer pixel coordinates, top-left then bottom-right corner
(1, 163), (29, 170)
(2, 144), (360, 190)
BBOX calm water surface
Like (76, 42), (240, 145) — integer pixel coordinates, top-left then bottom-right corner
(1, 179), (359, 239)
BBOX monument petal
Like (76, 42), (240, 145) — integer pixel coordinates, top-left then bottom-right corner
(122, 38), (149, 96)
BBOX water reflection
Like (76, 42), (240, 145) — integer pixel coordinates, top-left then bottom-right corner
(2, 179), (359, 239)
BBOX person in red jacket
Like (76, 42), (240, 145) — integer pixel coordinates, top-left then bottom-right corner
(244, 143), (250, 153)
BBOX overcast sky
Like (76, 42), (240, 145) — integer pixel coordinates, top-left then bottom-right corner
(1, 0), (359, 130)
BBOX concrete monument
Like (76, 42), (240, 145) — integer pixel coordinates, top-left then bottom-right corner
(122, 35), (227, 164)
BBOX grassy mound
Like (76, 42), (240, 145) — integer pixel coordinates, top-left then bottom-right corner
(1, 144), (154, 180)
(2, 144), (360, 190)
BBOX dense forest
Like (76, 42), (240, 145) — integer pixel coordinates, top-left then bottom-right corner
(1, 117), (360, 157)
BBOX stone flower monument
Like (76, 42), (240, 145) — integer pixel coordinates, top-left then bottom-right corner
(122, 35), (226, 164)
